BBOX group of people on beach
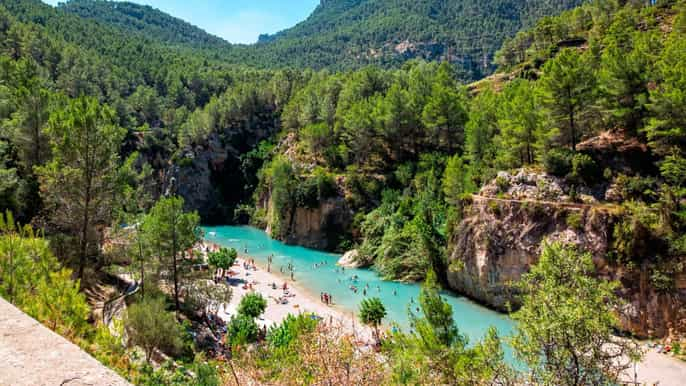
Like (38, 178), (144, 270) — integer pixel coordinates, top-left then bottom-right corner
(320, 292), (333, 305)
(243, 259), (257, 271)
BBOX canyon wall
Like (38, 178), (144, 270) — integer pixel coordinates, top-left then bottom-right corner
(447, 171), (686, 338)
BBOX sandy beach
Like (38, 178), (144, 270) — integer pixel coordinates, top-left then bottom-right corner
(213, 251), (374, 344)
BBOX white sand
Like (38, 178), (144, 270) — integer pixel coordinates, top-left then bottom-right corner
(215, 255), (373, 344)
(622, 348), (686, 386)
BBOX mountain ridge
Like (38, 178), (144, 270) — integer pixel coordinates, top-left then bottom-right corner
(53, 0), (585, 80)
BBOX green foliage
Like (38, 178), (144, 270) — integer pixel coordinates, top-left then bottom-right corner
(570, 152), (600, 185)
(512, 242), (641, 385)
(496, 79), (543, 166)
(237, 292), (267, 319)
(442, 155), (474, 206)
(385, 270), (513, 384)
(142, 196), (201, 310)
(226, 314), (260, 347)
(565, 211), (583, 230)
(0, 212), (89, 339)
(34, 96), (127, 279)
(543, 148), (574, 177)
(359, 297), (387, 329)
(538, 48), (597, 152)
(207, 247), (237, 270)
(416, 270), (461, 347)
(125, 296), (185, 363)
(266, 313), (319, 350)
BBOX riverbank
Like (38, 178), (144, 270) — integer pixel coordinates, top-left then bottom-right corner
(209, 246), (374, 344)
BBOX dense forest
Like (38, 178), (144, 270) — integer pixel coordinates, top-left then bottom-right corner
(52, 0), (584, 79)
(0, 0), (685, 384)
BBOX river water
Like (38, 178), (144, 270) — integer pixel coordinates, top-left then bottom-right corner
(203, 225), (516, 357)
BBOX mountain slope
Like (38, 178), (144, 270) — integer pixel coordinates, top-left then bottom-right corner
(253, 0), (586, 78)
(53, 0), (584, 80)
(58, 0), (231, 49)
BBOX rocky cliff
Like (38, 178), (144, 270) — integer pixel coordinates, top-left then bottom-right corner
(447, 170), (686, 338)
(262, 194), (353, 251)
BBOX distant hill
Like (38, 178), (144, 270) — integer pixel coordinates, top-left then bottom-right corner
(57, 0), (230, 49)
(252, 0), (586, 78)
(51, 0), (584, 80)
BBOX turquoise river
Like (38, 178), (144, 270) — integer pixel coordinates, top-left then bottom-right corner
(204, 225), (516, 360)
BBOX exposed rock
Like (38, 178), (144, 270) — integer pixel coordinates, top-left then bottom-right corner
(577, 129), (657, 176)
(279, 197), (353, 251)
(447, 172), (686, 338)
(338, 249), (370, 268)
(479, 169), (568, 201)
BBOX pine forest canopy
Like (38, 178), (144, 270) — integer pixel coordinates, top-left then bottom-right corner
(25, 0), (585, 80)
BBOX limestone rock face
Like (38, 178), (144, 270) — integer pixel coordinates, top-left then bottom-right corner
(447, 170), (686, 338)
(338, 249), (371, 268)
(273, 197), (353, 251)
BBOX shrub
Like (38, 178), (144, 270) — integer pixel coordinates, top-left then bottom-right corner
(237, 293), (267, 319)
(543, 148), (573, 177)
(208, 247), (237, 270)
(570, 153), (600, 185)
(495, 175), (510, 193)
(566, 211), (583, 230)
(227, 315), (259, 346)
(267, 313), (318, 350)
(650, 270), (675, 293)
(125, 296), (185, 362)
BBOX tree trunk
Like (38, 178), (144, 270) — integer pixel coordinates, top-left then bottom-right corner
(138, 235), (145, 298)
(172, 228), (180, 313)
(78, 187), (91, 282)
(569, 106), (577, 152)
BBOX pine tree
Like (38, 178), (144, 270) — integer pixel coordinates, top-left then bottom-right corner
(35, 97), (126, 281)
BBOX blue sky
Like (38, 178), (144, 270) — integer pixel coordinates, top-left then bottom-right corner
(42, 0), (320, 44)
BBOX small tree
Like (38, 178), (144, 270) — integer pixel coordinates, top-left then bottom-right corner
(125, 296), (184, 363)
(237, 293), (267, 319)
(359, 297), (386, 343)
(208, 247), (237, 271)
(512, 242), (642, 386)
(418, 270), (460, 346)
(538, 49), (596, 152)
(143, 196), (201, 312)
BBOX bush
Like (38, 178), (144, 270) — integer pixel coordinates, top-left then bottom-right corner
(227, 315), (259, 346)
(208, 247), (237, 270)
(570, 153), (600, 185)
(650, 270), (675, 293)
(543, 148), (573, 177)
(565, 211), (583, 230)
(125, 296), (185, 362)
(267, 313), (319, 350)
(237, 293), (267, 319)
(495, 175), (510, 193)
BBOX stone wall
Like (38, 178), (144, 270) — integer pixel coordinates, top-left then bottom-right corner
(0, 297), (129, 386)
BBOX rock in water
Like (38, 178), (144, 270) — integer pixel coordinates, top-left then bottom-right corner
(338, 249), (364, 268)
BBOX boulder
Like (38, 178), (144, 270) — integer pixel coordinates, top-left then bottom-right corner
(338, 249), (366, 268)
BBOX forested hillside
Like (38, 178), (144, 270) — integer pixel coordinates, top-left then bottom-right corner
(0, 0), (685, 384)
(254, 0), (585, 78)
(50, 0), (584, 79)
(59, 0), (231, 49)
